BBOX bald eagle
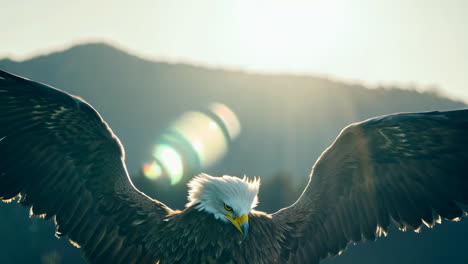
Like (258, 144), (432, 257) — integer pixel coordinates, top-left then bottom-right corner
(0, 70), (467, 264)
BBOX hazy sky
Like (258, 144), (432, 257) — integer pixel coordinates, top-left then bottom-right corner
(2, 0), (467, 102)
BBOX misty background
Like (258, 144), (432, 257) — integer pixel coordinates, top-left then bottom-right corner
(0, 43), (467, 263)
(2, 0), (468, 103)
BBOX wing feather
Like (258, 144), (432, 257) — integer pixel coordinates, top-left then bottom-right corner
(273, 109), (468, 263)
(0, 70), (172, 264)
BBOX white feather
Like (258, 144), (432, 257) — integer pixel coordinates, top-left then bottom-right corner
(186, 173), (260, 222)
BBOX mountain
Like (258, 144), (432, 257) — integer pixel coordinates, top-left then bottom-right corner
(0, 43), (467, 264)
(1, 43), (465, 184)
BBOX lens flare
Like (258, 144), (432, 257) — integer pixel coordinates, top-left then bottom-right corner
(210, 103), (241, 140)
(143, 103), (241, 184)
(193, 140), (203, 153)
(171, 111), (228, 167)
(142, 162), (162, 180)
(153, 144), (184, 185)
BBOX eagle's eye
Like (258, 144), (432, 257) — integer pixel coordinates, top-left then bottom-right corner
(224, 203), (233, 211)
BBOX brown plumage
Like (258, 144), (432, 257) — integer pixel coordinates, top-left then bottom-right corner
(0, 69), (467, 264)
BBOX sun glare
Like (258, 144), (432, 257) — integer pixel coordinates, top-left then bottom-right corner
(231, 0), (348, 71)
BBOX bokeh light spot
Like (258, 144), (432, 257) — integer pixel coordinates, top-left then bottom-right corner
(193, 140), (204, 152)
(143, 162), (162, 180)
(209, 121), (219, 131)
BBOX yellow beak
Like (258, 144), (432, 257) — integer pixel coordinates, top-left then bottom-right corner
(225, 214), (249, 239)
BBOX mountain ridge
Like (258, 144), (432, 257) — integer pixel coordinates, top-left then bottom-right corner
(3, 41), (463, 105)
(0, 42), (465, 183)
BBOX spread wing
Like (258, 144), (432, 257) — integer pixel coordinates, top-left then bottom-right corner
(273, 109), (468, 263)
(0, 70), (172, 264)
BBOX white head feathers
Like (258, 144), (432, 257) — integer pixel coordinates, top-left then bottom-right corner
(187, 174), (260, 222)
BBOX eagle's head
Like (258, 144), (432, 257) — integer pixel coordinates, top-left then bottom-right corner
(186, 173), (260, 239)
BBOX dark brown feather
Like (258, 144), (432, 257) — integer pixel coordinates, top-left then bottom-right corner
(273, 109), (468, 263)
(2, 70), (468, 264)
(0, 70), (172, 263)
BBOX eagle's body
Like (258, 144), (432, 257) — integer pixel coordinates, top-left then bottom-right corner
(0, 70), (467, 264)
